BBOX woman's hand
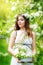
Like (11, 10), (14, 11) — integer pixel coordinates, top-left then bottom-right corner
(16, 58), (21, 63)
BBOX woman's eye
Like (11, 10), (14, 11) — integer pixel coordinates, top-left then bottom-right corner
(20, 19), (24, 21)
(18, 19), (24, 21)
(21, 19), (23, 21)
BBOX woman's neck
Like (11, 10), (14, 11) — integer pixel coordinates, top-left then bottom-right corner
(20, 27), (26, 31)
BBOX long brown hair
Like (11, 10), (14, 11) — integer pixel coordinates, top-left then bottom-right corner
(15, 14), (32, 37)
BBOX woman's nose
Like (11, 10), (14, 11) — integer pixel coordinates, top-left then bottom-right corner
(18, 20), (21, 23)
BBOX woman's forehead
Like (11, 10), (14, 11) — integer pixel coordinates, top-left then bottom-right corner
(18, 16), (24, 20)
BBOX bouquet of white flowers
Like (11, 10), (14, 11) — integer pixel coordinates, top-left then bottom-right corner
(14, 43), (33, 62)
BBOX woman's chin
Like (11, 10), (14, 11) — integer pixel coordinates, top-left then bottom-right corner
(19, 25), (23, 28)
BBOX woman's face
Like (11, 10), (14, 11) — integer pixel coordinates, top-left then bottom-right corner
(17, 16), (25, 28)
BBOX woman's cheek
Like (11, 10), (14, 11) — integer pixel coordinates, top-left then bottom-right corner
(22, 21), (25, 26)
(20, 23), (25, 27)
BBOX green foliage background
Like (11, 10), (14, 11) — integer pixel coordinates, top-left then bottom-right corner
(0, 0), (43, 65)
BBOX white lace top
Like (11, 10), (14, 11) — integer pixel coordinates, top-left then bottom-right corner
(14, 30), (33, 57)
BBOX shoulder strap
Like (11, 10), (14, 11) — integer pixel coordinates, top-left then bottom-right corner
(16, 30), (17, 37)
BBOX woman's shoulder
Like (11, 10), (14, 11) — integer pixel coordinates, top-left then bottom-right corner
(11, 30), (20, 36)
(11, 30), (17, 37)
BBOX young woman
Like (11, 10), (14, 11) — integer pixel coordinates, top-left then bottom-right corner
(8, 14), (36, 65)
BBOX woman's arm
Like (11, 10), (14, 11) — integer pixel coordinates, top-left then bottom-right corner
(8, 31), (17, 57)
(32, 32), (36, 55)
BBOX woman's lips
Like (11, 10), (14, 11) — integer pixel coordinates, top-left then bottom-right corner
(18, 23), (22, 25)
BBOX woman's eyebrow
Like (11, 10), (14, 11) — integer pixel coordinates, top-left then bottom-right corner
(18, 18), (24, 20)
